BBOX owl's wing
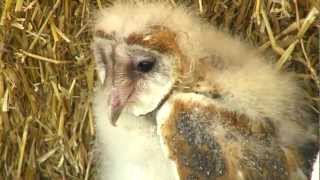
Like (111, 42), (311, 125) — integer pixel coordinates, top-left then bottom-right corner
(156, 93), (308, 180)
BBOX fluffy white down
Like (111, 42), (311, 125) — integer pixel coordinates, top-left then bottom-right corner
(311, 152), (319, 180)
(93, 2), (317, 179)
(93, 89), (178, 180)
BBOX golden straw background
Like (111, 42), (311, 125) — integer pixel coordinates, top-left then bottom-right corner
(0, 0), (319, 179)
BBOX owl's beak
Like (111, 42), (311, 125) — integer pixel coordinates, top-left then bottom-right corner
(106, 44), (135, 126)
(109, 86), (133, 126)
(110, 109), (122, 126)
(109, 95), (123, 126)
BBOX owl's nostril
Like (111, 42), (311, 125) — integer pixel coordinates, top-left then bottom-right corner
(136, 59), (155, 73)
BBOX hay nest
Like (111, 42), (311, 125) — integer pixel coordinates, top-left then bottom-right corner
(0, 0), (319, 179)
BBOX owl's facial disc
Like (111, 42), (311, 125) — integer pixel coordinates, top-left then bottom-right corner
(108, 46), (158, 126)
(93, 28), (178, 126)
(93, 40), (171, 126)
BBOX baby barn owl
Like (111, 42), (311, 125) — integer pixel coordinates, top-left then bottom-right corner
(92, 2), (319, 180)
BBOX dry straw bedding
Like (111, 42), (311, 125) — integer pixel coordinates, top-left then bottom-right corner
(0, 0), (319, 179)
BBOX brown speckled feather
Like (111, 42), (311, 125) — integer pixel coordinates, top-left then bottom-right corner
(158, 95), (306, 180)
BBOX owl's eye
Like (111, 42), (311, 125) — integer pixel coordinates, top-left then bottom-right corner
(136, 57), (156, 73)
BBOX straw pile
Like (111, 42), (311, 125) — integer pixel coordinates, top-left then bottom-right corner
(0, 0), (319, 179)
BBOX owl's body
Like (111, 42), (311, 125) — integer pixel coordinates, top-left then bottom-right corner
(92, 2), (318, 180)
(94, 90), (177, 179)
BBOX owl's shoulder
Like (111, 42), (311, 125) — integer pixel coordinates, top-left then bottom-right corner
(156, 93), (308, 179)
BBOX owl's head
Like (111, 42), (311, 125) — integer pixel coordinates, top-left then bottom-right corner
(92, 3), (195, 125)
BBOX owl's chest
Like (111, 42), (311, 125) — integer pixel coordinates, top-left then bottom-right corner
(95, 113), (177, 180)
